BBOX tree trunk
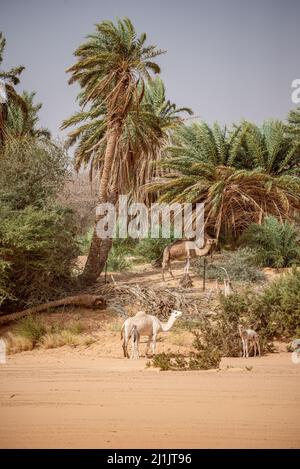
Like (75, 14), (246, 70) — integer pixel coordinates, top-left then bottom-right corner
(0, 294), (106, 326)
(80, 123), (121, 284)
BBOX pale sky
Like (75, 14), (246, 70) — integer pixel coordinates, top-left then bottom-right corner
(1, 0), (300, 139)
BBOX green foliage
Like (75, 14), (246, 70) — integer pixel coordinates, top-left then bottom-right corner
(15, 316), (46, 345)
(78, 227), (94, 255)
(197, 248), (265, 283)
(147, 120), (300, 239)
(0, 259), (15, 305)
(0, 205), (80, 308)
(151, 330), (221, 371)
(241, 217), (300, 268)
(216, 268), (300, 347)
(0, 138), (69, 210)
(107, 248), (132, 272)
(133, 235), (175, 262)
(6, 90), (51, 139)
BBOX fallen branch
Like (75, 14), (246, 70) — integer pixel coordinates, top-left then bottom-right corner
(0, 294), (106, 326)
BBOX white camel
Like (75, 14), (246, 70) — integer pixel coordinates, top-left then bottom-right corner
(238, 324), (261, 358)
(121, 310), (183, 359)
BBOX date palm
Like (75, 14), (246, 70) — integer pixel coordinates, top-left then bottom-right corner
(287, 108), (300, 140)
(66, 18), (164, 282)
(62, 77), (192, 201)
(0, 32), (27, 149)
(147, 121), (300, 240)
(6, 91), (51, 139)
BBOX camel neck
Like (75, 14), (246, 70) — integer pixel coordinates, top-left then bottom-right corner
(161, 316), (176, 332)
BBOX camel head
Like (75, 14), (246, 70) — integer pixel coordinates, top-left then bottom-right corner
(171, 310), (183, 319)
(206, 238), (217, 246)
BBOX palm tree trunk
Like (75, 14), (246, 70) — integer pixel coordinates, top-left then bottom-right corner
(80, 123), (120, 284)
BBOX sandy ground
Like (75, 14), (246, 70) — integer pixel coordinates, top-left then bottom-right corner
(0, 261), (300, 448)
(0, 350), (299, 449)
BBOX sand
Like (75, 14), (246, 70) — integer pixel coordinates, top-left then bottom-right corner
(0, 261), (299, 448)
(0, 350), (299, 449)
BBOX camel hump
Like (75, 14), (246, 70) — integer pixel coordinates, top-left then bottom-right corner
(134, 310), (146, 318)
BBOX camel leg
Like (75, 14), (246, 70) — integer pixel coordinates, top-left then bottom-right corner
(162, 264), (165, 282)
(130, 332), (140, 359)
(122, 330), (129, 358)
(151, 333), (157, 355)
(186, 257), (191, 275)
(145, 335), (153, 357)
(256, 337), (261, 357)
(241, 338), (245, 358)
(245, 339), (249, 358)
(168, 262), (174, 278)
(253, 339), (257, 357)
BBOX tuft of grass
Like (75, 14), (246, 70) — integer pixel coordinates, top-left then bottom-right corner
(14, 315), (46, 345)
(5, 332), (34, 354)
(40, 330), (82, 349)
(169, 332), (186, 347)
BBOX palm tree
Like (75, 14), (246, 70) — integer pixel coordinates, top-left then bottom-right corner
(0, 32), (26, 149)
(287, 108), (300, 140)
(6, 91), (51, 139)
(65, 19), (166, 282)
(147, 121), (300, 241)
(62, 77), (192, 201)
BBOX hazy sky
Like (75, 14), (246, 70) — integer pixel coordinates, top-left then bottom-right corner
(1, 0), (300, 139)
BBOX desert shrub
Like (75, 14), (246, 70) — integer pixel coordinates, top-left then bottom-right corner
(78, 230), (135, 271)
(218, 292), (272, 354)
(249, 268), (300, 339)
(5, 332), (34, 354)
(0, 259), (15, 306)
(107, 247), (132, 272)
(151, 331), (221, 371)
(196, 248), (265, 283)
(241, 217), (300, 268)
(14, 316), (47, 345)
(0, 205), (80, 308)
(215, 268), (300, 350)
(0, 136), (80, 310)
(78, 227), (93, 255)
(0, 138), (69, 210)
(133, 228), (177, 262)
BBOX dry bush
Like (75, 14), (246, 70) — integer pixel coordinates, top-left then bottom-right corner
(151, 330), (221, 371)
(5, 332), (34, 354)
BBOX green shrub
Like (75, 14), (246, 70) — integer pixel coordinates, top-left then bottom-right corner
(15, 316), (47, 345)
(0, 138), (68, 210)
(241, 217), (300, 268)
(78, 227), (93, 255)
(0, 205), (80, 308)
(197, 248), (265, 283)
(133, 227), (178, 263)
(151, 331), (221, 371)
(250, 268), (300, 339)
(0, 136), (79, 310)
(216, 268), (300, 348)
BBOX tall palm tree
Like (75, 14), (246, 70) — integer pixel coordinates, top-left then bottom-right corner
(147, 121), (300, 241)
(0, 32), (26, 149)
(62, 77), (192, 201)
(65, 19), (166, 282)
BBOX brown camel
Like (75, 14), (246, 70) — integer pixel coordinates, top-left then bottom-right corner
(161, 237), (216, 281)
